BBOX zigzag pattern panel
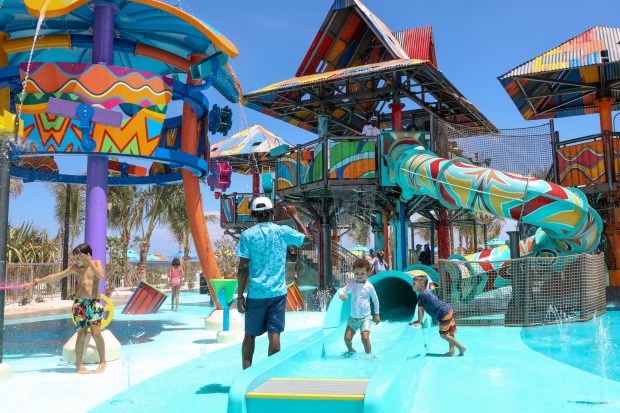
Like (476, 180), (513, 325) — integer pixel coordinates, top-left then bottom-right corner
(19, 94), (164, 156)
(20, 62), (173, 108)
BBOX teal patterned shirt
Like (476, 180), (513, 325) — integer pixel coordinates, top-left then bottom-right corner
(236, 222), (305, 298)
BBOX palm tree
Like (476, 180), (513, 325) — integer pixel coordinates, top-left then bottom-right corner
(47, 183), (85, 249)
(133, 185), (174, 279)
(161, 183), (219, 262)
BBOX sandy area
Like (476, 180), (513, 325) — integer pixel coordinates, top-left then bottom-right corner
(3, 290), (135, 318)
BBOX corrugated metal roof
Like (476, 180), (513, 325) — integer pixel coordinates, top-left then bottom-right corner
(250, 58), (427, 95)
(296, 0), (408, 77)
(500, 26), (620, 78)
(393, 26), (437, 67)
(499, 26), (620, 120)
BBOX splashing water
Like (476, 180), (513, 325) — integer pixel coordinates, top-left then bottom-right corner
(594, 315), (613, 378)
(315, 288), (332, 312)
(547, 305), (569, 343)
(122, 339), (136, 389)
(14, 3), (50, 144)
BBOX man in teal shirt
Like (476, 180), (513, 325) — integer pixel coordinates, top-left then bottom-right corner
(236, 197), (309, 369)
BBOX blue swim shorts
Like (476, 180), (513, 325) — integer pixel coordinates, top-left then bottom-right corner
(244, 294), (287, 337)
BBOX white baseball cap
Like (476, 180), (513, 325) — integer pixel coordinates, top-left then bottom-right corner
(251, 196), (273, 211)
(370, 115), (378, 121)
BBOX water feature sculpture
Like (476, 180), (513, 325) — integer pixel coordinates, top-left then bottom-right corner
(0, 0), (242, 372)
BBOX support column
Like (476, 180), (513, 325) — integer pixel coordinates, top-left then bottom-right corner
(0, 138), (11, 363)
(389, 102), (405, 131)
(321, 201), (333, 288)
(435, 208), (452, 260)
(396, 201), (407, 270)
(252, 169), (260, 194)
(85, 2), (117, 293)
(595, 97), (620, 286)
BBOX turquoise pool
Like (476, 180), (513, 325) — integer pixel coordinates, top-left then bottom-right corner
(0, 291), (619, 412)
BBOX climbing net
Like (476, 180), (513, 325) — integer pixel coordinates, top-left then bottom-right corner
(433, 117), (553, 178)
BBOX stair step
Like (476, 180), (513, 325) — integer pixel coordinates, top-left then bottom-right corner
(247, 378), (368, 400)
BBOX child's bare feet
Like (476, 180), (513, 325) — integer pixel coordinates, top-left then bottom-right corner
(348, 348), (356, 353)
(458, 346), (467, 356)
(76, 365), (90, 374)
(94, 362), (107, 374)
(442, 351), (455, 357)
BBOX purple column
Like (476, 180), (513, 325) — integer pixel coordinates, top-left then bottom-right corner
(85, 2), (117, 293)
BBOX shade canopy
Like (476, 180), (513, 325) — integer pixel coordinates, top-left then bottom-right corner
(210, 125), (293, 173)
(172, 251), (199, 261)
(350, 244), (370, 253)
(126, 250), (140, 261)
(498, 26), (620, 120)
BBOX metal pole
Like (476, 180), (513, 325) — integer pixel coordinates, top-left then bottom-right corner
(550, 120), (560, 185)
(0, 138), (12, 362)
(61, 184), (71, 299)
(507, 230), (520, 259)
(321, 200), (332, 288)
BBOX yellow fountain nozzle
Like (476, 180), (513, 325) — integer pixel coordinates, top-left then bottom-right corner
(0, 110), (24, 138)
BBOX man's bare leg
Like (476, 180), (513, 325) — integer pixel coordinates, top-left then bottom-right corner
(90, 324), (106, 373)
(242, 333), (256, 369)
(75, 328), (90, 374)
(267, 332), (281, 356)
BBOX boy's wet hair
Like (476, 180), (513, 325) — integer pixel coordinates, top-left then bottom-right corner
(172, 257), (181, 266)
(72, 243), (92, 256)
(414, 276), (429, 288)
(353, 257), (371, 270)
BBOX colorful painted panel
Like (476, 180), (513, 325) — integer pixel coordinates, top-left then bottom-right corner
(276, 151), (298, 191)
(21, 63), (173, 109)
(300, 142), (324, 185)
(12, 156), (58, 174)
(235, 194), (253, 223)
(557, 138), (620, 187)
(220, 196), (235, 225)
(328, 139), (376, 179)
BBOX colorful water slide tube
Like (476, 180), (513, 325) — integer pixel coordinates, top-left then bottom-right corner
(228, 270), (436, 413)
(386, 134), (601, 263)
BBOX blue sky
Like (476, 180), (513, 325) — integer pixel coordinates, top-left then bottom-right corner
(8, 0), (618, 255)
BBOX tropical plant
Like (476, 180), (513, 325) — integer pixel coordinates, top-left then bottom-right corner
(214, 236), (239, 277)
(106, 235), (132, 290)
(7, 221), (60, 263)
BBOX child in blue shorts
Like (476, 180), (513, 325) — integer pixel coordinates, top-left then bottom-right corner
(338, 258), (380, 353)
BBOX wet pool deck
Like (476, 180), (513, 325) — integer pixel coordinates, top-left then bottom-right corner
(2, 292), (619, 413)
(0, 291), (326, 412)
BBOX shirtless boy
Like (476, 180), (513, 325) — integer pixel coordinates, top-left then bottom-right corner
(22, 243), (107, 373)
